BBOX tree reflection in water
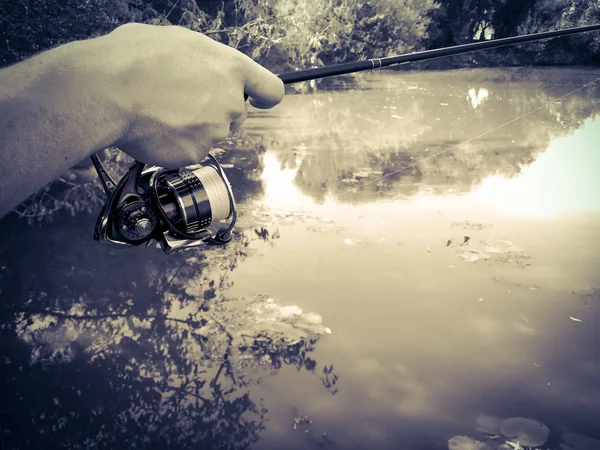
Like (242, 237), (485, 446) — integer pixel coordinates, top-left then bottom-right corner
(248, 69), (600, 205)
(0, 196), (338, 449)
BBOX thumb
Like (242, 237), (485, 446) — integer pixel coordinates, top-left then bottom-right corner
(242, 55), (285, 109)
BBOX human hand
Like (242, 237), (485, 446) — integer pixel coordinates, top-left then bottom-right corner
(76, 23), (284, 169)
(59, 149), (111, 184)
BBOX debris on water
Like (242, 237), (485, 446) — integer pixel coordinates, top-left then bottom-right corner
(254, 227), (269, 240)
(391, 115), (403, 119)
(292, 413), (312, 430)
(464, 236), (470, 244)
(533, 363), (541, 368)
(447, 435), (489, 450)
(352, 168), (373, 178)
(478, 298), (484, 302)
(446, 240), (452, 247)
(441, 103), (449, 106)
(529, 285), (540, 290)
(426, 247), (431, 254)
(460, 251), (488, 262)
(343, 237), (376, 245)
(456, 239), (529, 266)
(451, 221), (491, 230)
(569, 316), (583, 323)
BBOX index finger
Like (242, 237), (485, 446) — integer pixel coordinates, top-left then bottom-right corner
(241, 55), (285, 109)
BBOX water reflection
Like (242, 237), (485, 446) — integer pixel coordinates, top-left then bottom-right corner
(473, 116), (600, 217)
(227, 69), (600, 450)
(0, 212), (338, 449)
(2, 68), (600, 450)
(251, 113), (600, 223)
(247, 68), (600, 207)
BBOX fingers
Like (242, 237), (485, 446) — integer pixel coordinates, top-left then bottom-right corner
(72, 148), (111, 169)
(230, 101), (248, 132)
(59, 166), (99, 184)
(241, 55), (285, 109)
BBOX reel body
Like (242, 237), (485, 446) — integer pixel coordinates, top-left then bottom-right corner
(93, 153), (237, 254)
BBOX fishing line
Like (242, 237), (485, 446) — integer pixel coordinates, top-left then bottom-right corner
(229, 77), (600, 241)
(192, 165), (232, 221)
(332, 76), (600, 200)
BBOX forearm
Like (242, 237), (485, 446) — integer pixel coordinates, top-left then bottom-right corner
(0, 40), (124, 217)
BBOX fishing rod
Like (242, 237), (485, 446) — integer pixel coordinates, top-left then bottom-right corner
(93, 23), (600, 254)
(277, 24), (600, 84)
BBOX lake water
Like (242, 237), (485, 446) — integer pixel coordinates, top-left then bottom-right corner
(1, 67), (600, 450)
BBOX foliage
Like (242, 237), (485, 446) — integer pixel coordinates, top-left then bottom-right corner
(0, 0), (163, 67)
(228, 0), (437, 72)
(515, 0), (600, 64)
(426, 0), (600, 67)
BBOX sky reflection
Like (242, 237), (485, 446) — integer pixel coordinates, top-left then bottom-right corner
(256, 113), (600, 220)
(472, 115), (600, 217)
(2, 68), (600, 450)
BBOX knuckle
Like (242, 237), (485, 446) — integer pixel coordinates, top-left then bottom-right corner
(112, 22), (144, 33)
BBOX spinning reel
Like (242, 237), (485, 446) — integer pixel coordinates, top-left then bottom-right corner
(92, 152), (237, 254)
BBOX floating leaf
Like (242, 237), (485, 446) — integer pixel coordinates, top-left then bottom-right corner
(500, 417), (549, 447)
(569, 316), (583, 323)
(476, 415), (503, 435)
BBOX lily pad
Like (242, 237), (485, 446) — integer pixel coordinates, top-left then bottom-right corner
(500, 417), (549, 447)
(476, 415), (503, 435)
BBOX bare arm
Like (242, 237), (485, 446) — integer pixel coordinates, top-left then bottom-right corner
(0, 24), (284, 218)
(0, 40), (125, 217)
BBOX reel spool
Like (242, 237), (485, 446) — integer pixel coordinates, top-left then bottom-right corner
(92, 153), (237, 254)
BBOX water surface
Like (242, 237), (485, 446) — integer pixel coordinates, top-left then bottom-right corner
(1, 67), (600, 450)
